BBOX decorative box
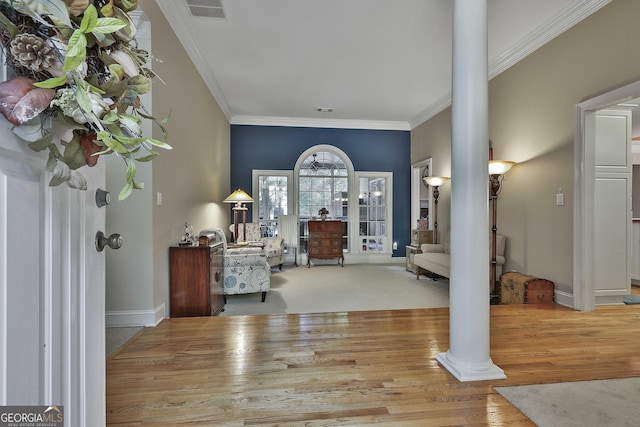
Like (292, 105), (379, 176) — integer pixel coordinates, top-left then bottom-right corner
(500, 272), (555, 304)
(410, 229), (433, 246)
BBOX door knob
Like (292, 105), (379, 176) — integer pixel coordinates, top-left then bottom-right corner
(95, 231), (123, 252)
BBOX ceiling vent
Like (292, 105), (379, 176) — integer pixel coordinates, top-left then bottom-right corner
(186, 0), (226, 19)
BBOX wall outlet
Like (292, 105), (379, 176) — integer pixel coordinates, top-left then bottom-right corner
(393, 241), (398, 250)
(157, 192), (163, 206)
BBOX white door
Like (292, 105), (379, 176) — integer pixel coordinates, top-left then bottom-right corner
(0, 120), (107, 425)
(593, 108), (633, 304)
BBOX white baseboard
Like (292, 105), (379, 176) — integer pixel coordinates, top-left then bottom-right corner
(342, 254), (405, 265)
(554, 290), (574, 308)
(106, 303), (166, 327)
(595, 295), (625, 306)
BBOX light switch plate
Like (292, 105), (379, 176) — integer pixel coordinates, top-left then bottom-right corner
(556, 193), (564, 206)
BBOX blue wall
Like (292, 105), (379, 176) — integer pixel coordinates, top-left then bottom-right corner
(230, 125), (411, 257)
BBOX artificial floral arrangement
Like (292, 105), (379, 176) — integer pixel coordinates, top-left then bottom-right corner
(318, 207), (329, 219)
(0, 0), (170, 199)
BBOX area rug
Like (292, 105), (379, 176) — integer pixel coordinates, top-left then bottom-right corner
(623, 294), (640, 304)
(495, 377), (640, 427)
(219, 263), (450, 316)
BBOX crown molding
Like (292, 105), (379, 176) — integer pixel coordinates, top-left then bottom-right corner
(409, 0), (612, 130)
(488, 0), (611, 79)
(230, 115), (411, 131)
(409, 92), (452, 130)
(155, 0), (611, 132)
(155, 0), (233, 120)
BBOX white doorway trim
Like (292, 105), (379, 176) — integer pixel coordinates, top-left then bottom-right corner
(411, 158), (432, 231)
(574, 79), (640, 311)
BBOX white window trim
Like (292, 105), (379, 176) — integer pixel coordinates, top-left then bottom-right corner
(354, 171), (394, 259)
(251, 148), (395, 262)
(293, 144), (355, 217)
(251, 170), (294, 223)
(294, 145), (354, 252)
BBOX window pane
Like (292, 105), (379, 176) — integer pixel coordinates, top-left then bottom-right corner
(358, 176), (387, 253)
(299, 177), (312, 191)
(258, 175), (288, 220)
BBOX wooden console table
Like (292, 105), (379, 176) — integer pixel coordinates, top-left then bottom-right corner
(307, 220), (344, 267)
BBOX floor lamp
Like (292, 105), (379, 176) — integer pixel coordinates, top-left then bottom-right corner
(488, 160), (515, 304)
(423, 176), (448, 244)
(224, 189), (254, 242)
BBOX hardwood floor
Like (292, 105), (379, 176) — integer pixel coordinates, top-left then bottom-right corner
(107, 303), (640, 426)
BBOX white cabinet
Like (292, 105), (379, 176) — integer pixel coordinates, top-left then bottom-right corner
(593, 109), (632, 304)
(632, 222), (640, 284)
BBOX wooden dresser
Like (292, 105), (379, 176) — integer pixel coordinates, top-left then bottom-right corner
(169, 243), (224, 317)
(307, 220), (344, 267)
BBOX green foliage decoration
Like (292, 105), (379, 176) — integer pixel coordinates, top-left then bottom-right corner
(0, 0), (171, 199)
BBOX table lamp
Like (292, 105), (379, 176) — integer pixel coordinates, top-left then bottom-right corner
(224, 189), (254, 242)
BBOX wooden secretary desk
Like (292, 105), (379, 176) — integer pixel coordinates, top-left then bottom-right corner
(307, 220), (344, 267)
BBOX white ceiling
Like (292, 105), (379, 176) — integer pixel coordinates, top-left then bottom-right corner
(156, 0), (611, 130)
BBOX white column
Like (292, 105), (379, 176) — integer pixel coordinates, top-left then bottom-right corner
(435, 0), (505, 381)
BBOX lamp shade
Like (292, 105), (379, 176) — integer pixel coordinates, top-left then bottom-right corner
(423, 176), (448, 187)
(223, 189), (254, 204)
(488, 160), (516, 175)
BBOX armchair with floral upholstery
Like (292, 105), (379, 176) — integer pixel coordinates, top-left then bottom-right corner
(229, 223), (285, 270)
(223, 249), (271, 302)
(206, 227), (271, 302)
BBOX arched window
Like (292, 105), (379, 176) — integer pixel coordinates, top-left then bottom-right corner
(295, 145), (354, 255)
(254, 144), (393, 262)
(298, 151), (348, 219)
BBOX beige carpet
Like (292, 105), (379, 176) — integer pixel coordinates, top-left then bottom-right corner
(495, 377), (640, 426)
(220, 262), (450, 316)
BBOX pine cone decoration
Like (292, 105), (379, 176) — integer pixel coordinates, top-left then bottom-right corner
(10, 33), (57, 73)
